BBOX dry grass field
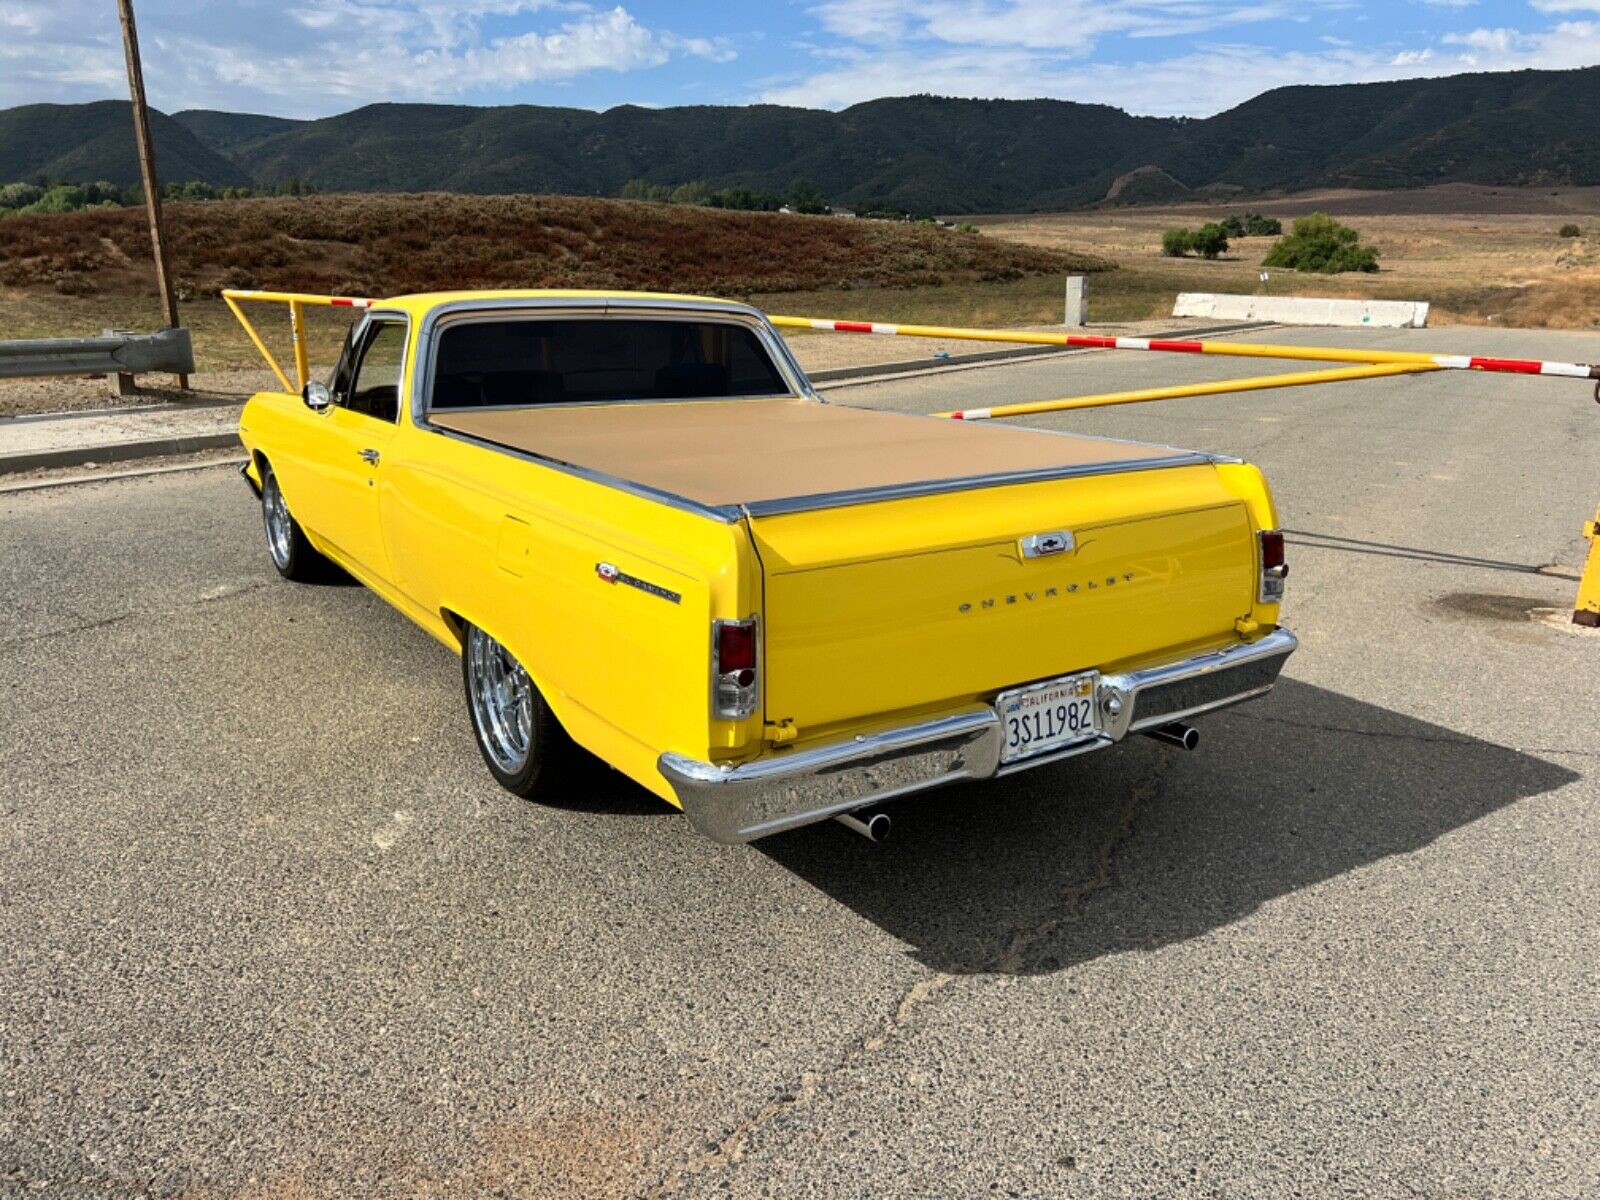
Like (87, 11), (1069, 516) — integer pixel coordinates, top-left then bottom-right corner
(7, 183), (1600, 417)
(976, 184), (1600, 328)
(0, 192), (1095, 303)
(0, 193), (1099, 384)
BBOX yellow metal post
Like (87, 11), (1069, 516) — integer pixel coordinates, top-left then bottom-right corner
(1576, 503), (1600, 627)
(289, 300), (310, 391)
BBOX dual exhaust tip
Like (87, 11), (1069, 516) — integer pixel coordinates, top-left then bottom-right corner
(1142, 722), (1200, 751)
(833, 722), (1199, 843)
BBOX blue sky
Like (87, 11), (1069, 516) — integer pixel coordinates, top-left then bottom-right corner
(3, 0), (1600, 118)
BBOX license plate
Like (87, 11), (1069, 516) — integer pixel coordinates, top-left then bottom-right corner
(996, 671), (1100, 763)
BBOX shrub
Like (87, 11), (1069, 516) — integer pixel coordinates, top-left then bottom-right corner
(1560, 223), (1582, 238)
(1162, 224), (1228, 258)
(1263, 213), (1379, 274)
(0, 182), (44, 209)
(1190, 222), (1229, 259)
(1161, 227), (1193, 257)
(1221, 212), (1281, 238)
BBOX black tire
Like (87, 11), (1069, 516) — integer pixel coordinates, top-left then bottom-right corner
(260, 463), (332, 582)
(461, 622), (575, 798)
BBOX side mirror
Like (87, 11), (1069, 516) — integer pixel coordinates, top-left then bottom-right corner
(302, 381), (332, 412)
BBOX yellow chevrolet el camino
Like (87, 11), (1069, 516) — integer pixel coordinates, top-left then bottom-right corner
(238, 289), (1295, 843)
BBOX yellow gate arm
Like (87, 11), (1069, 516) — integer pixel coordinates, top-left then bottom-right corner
(770, 315), (1600, 381)
(221, 289), (375, 393)
(933, 362), (1440, 420)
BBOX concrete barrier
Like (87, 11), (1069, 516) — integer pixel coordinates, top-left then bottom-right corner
(1173, 293), (1429, 329)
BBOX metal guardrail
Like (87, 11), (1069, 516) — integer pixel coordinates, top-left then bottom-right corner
(0, 328), (194, 381)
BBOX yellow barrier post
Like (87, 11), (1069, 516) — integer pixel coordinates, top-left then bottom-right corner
(1576, 502), (1600, 627)
(289, 300), (310, 392)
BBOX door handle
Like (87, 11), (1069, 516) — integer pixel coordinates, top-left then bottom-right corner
(358, 448), (381, 465)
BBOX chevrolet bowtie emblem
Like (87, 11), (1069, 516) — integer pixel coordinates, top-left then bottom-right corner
(1020, 531), (1074, 558)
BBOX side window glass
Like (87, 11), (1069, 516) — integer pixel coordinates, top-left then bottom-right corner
(345, 322), (406, 423)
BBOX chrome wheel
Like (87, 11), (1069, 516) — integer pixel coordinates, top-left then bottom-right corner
(262, 470), (293, 571)
(466, 625), (534, 774)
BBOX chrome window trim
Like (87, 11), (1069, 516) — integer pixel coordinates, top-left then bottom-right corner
(408, 297), (816, 426)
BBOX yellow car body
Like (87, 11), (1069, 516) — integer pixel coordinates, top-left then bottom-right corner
(238, 289), (1295, 843)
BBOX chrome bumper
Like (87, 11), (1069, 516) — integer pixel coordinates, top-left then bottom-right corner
(658, 627), (1298, 844)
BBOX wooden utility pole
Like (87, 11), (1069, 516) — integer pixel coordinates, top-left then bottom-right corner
(116, 0), (187, 389)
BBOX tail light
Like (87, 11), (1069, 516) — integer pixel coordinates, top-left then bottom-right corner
(1259, 530), (1287, 603)
(712, 617), (759, 719)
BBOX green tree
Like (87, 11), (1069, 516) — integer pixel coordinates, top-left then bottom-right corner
(620, 178), (671, 202)
(0, 182), (44, 209)
(1263, 213), (1379, 273)
(668, 180), (714, 206)
(787, 178), (829, 214)
(1560, 223), (1582, 238)
(1190, 222), (1229, 259)
(1161, 227), (1194, 257)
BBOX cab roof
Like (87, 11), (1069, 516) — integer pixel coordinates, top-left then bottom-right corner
(378, 289), (750, 318)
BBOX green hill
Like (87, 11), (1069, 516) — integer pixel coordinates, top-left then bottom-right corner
(10, 66), (1600, 210)
(0, 101), (248, 189)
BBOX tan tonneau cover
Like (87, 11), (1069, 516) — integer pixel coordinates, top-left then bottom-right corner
(429, 398), (1197, 511)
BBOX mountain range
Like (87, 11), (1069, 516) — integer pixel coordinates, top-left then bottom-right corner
(6, 66), (1600, 213)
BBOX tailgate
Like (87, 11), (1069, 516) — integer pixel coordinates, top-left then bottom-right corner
(749, 464), (1257, 734)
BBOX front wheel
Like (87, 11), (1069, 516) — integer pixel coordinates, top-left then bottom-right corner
(462, 623), (572, 797)
(260, 464), (331, 582)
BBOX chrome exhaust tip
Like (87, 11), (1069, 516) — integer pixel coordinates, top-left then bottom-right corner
(1143, 723), (1200, 751)
(836, 810), (892, 842)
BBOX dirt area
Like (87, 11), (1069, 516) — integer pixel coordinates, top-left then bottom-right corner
(0, 368), (278, 419)
(976, 185), (1600, 329)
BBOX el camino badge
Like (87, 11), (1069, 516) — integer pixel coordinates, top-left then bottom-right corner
(596, 561), (681, 605)
(1020, 531), (1075, 558)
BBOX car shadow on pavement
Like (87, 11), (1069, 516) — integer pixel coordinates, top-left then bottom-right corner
(758, 679), (1581, 975)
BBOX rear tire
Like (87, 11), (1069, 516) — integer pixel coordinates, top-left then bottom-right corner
(462, 622), (574, 798)
(261, 464), (331, 582)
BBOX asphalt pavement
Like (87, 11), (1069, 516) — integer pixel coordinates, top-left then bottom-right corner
(2, 325), (1596, 1198)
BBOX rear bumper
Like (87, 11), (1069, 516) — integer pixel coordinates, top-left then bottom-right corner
(658, 627), (1297, 844)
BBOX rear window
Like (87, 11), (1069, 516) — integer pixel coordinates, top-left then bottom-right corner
(429, 317), (791, 409)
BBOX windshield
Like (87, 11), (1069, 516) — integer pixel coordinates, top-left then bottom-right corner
(429, 317), (792, 409)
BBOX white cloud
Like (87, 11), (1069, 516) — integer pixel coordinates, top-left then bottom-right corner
(762, 33), (1600, 116)
(763, 0), (1600, 114)
(811, 0), (1311, 54)
(0, 0), (731, 115)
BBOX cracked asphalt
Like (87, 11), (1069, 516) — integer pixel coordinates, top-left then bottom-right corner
(2, 325), (1597, 1198)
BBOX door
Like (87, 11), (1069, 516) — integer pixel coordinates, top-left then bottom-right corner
(300, 317), (406, 582)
